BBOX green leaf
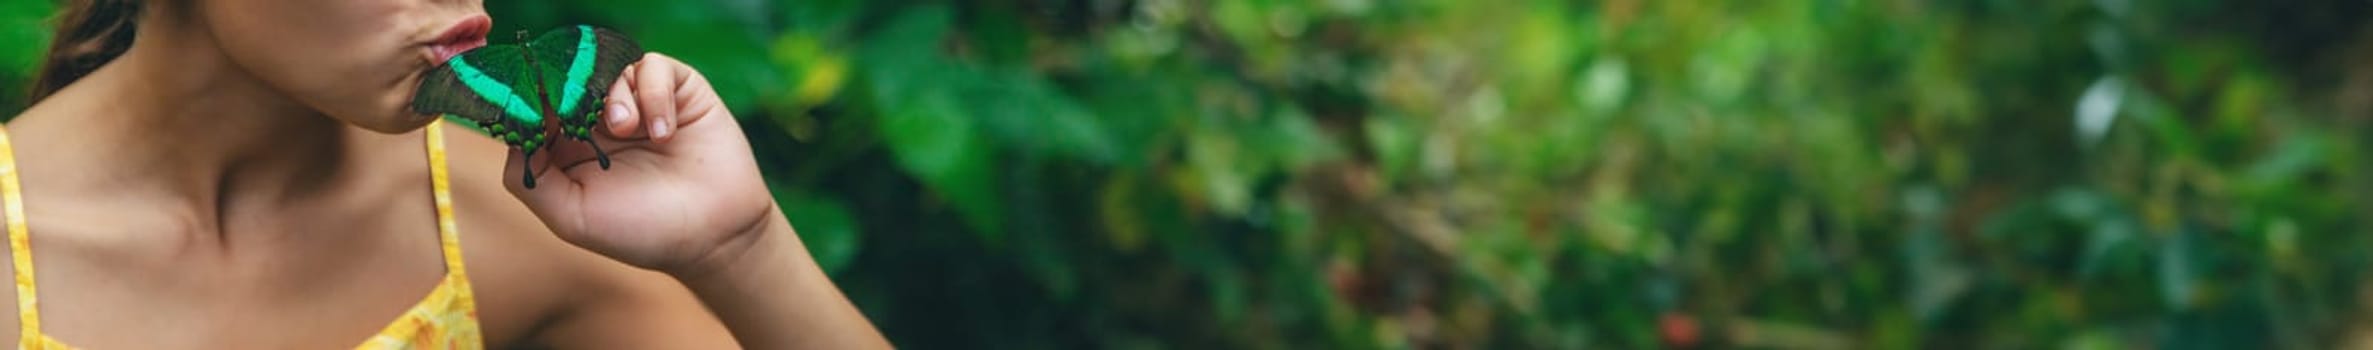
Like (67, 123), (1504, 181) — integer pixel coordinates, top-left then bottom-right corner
(860, 6), (1006, 240)
(964, 68), (1123, 165)
(777, 0), (861, 36)
(772, 188), (862, 275)
(875, 89), (1005, 241)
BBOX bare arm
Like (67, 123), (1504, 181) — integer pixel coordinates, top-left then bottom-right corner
(503, 52), (889, 349)
(534, 209), (884, 349)
(672, 208), (889, 349)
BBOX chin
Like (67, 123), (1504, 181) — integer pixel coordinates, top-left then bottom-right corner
(343, 111), (443, 134)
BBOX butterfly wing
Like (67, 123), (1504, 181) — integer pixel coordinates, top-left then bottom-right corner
(527, 25), (645, 137)
(411, 45), (552, 152)
(410, 25), (644, 188)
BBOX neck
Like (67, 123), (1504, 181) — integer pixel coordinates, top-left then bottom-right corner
(13, 11), (416, 231)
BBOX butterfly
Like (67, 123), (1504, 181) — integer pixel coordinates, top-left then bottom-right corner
(411, 25), (645, 189)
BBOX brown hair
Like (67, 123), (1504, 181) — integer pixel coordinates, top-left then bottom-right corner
(28, 0), (143, 102)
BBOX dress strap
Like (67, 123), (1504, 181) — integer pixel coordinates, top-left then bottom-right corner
(425, 121), (469, 281)
(0, 125), (40, 345)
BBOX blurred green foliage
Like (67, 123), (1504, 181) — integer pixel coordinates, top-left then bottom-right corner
(8, 0), (2373, 348)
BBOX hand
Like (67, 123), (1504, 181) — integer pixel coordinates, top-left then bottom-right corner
(503, 52), (782, 276)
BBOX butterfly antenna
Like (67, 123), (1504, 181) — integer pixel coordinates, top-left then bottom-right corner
(587, 138), (612, 170)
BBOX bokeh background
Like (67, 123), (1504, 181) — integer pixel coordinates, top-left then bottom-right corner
(8, 0), (2373, 348)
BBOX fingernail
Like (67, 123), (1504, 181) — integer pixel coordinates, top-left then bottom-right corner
(653, 121), (671, 139)
(607, 104), (630, 125)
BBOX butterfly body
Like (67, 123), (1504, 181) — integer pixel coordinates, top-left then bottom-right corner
(413, 25), (644, 188)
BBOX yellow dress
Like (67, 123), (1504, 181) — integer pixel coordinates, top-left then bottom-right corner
(0, 121), (485, 349)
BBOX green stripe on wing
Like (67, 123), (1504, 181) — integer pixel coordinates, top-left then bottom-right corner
(557, 25), (599, 117)
(449, 56), (545, 126)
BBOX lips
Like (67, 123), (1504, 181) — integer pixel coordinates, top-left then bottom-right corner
(426, 15), (492, 64)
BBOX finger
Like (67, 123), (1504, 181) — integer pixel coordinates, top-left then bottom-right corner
(604, 63), (643, 139)
(637, 53), (719, 139)
(634, 53), (680, 143)
(501, 147), (587, 234)
(670, 60), (719, 127)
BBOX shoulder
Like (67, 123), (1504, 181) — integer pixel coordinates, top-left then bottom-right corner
(434, 122), (729, 346)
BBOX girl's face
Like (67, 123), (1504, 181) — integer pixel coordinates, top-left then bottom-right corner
(196, 0), (489, 133)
